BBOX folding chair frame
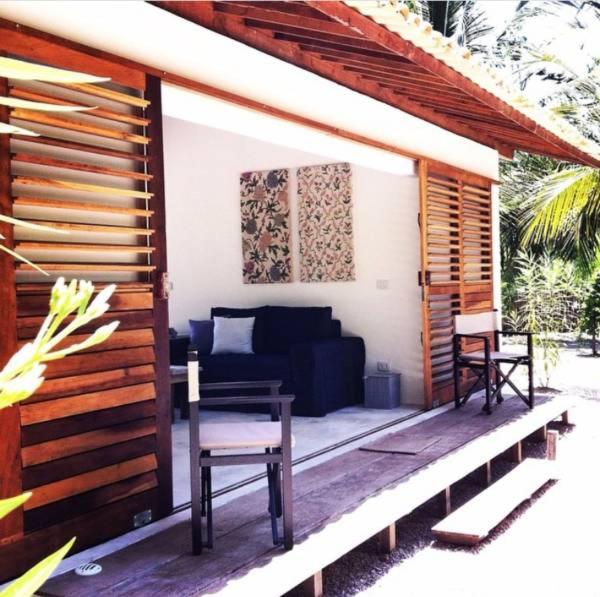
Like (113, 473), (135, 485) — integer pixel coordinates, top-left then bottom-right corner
(187, 351), (294, 555)
(453, 330), (534, 415)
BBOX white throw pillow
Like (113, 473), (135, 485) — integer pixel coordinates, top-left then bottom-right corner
(211, 316), (255, 355)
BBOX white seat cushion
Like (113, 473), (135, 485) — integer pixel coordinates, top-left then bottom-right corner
(198, 422), (295, 450)
(462, 351), (526, 361)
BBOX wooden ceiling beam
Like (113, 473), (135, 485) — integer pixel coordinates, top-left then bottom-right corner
(214, 2), (363, 39)
(305, 1), (599, 167)
(225, 1), (332, 21)
(161, 2), (504, 152)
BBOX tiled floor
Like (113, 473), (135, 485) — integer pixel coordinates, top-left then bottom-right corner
(172, 404), (420, 506)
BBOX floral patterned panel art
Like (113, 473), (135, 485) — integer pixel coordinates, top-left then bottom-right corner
(240, 168), (292, 284)
(298, 162), (355, 282)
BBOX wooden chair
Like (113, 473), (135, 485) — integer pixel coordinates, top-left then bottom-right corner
(453, 311), (534, 414)
(187, 349), (294, 554)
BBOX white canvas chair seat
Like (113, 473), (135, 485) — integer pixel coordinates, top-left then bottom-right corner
(461, 350), (527, 362)
(199, 422), (296, 451)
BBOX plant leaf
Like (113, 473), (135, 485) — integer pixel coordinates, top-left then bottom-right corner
(0, 493), (31, 520)
(0, 97), (95, 112)
(0, 244), (48, 276)
(0, 213), (68, 234)
(0, 122), (38, 137)
(0, 538), (75, 597)
(0, 57), (109, 84)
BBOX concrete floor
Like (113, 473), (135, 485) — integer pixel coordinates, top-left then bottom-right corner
(172, 404), (420, 506)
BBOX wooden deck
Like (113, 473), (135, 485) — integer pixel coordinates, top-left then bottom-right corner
(44, 394), (572, 597)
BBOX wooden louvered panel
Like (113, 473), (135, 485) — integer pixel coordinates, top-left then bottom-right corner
(0, 42), (170, 567)
(419, 161), (494, 407)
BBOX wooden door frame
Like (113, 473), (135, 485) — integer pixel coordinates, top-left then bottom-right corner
(146, 75), (173, 517)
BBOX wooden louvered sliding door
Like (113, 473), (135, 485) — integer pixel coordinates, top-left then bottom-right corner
(0, 28), (170, 578)
(418, 161), (494, 408)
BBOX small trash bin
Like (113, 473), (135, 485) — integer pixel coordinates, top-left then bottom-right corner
(364, 373), (401, 409)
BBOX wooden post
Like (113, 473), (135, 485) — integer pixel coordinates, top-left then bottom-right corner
(532, 424), (547, 442)
(481, 461), (492, 487)
(377, 523), (397, 554)
(0, 68), (23, 543)
(546, 429), (558, 461)
(510, 441), (522, 463)
(300, 571), (323, 597)
(146, 74), (173, 518)
(561, 411), (570, 425)
(440, 486), (451, 517)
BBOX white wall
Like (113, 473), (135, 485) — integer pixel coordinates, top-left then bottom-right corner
(163, 116), (425, 405)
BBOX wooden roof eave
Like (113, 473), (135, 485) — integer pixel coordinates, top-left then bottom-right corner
(307, 1), (600, 168)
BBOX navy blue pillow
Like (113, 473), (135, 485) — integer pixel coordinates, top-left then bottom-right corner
(265, 306), (333, 353)
(210, 306), (267, 353)
(189, 320), (214, 355)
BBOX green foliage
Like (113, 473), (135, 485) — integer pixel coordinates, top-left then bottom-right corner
(0, 277), (117, 597)
(581, 273), (600, 355)
(0, 539), (75, 597)
(503, 252), (586, 387)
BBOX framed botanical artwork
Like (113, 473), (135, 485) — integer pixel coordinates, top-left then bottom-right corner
(298, 162), (355, 282)
(240, 168), (292, 284)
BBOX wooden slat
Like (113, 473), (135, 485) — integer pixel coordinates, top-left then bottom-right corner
(21, 381), (156, 425)
(12, 153), (152, 181)
(24, 453), (157, 510)
(22, 418), (156, 466)
(12, 176), (153, 199)
(17, 262), (156, 273)
(17, 290), (153, 316)
(23, 436), (156, 492)
(55, 82), (150, 108)
(28, 364), (156, 404)
(17, 309), (154, 339)
(15, 241), (154, 254)
(9, 87), (151, 126)
(22, 400), (156, 447)
(17, 135), (150, 162)
(11, 109), (149, 144)
(17, 219), (154, 236)
(24, 470), (157, 532)
(14, 196), (154, 217)
(18, 328), (154, 356)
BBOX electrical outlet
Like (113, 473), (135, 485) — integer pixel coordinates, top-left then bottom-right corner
(377, 361), (390, 372)
(133, 509), (153, 528)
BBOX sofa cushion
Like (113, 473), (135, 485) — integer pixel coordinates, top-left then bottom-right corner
(189, 319), (214, 355)
(265, 306), (333, 353)
(211, 316), (255, 355)
(211, 306), (268, 353)
(198, 353), (292, 387)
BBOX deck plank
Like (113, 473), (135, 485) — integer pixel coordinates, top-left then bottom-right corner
(45, 395), (571, 596)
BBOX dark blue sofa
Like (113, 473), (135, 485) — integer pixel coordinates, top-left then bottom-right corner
(174, 306), (365, 417)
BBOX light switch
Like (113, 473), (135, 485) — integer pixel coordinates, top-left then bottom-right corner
(376, 279), (389, 290)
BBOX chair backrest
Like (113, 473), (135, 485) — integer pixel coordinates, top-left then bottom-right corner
(454, 311), (500, 335)
(188, 349), (201, 480)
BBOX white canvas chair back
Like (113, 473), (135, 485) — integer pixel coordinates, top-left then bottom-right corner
(454, 311), (501, 335)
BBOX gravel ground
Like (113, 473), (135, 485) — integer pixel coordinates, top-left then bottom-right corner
(288, 345), (600, 597)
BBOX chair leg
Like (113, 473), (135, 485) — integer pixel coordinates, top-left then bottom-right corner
(273, 462), (282, 518)
(206, 464), (214, 549)
(495, 363), (503, 404)
(266, 460), (280, 546)
(483, 363), (492, 414)
(282, 447), (293, 551)
(201, 466), (207, 517)
(453, 362), (461, 409)
(191, 473), (203, 555)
